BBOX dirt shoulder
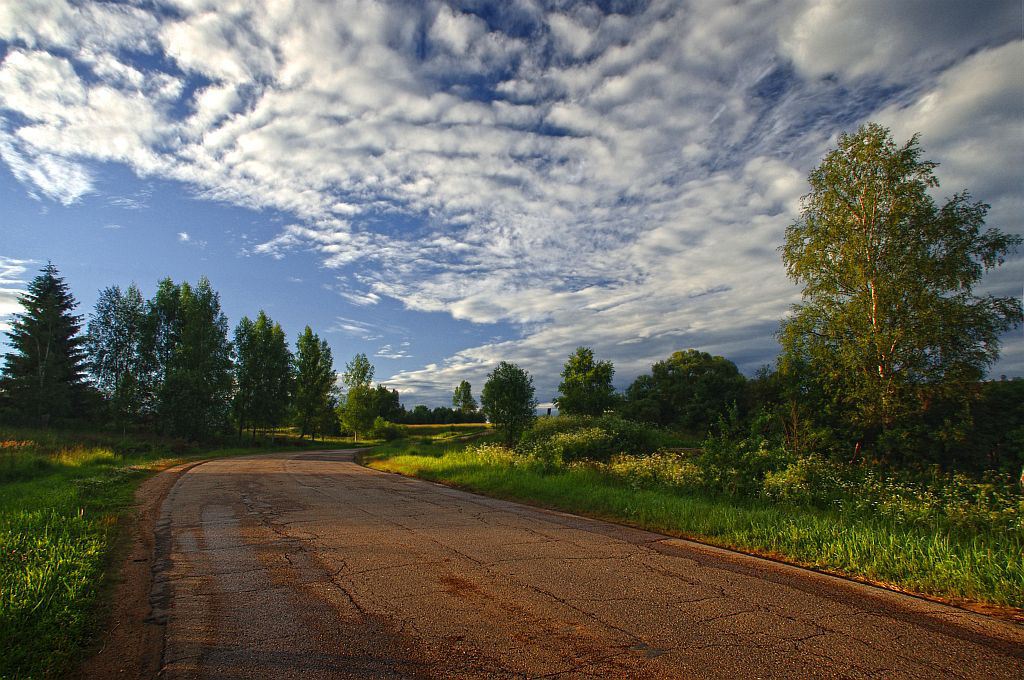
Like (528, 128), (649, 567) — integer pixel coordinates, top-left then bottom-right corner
(74, 459), (208, 680)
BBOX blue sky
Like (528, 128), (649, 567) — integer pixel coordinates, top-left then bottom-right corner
(1, 0), (1021, 407)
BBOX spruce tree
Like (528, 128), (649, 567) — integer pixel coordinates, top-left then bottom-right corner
(1, 263), (88, 425)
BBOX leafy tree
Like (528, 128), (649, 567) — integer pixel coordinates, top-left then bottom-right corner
(622, 350), (746, 432)
(554, 347), (617, 416)
(0, 264), (88, 425)
(481, 361), (537, 444)
(408, 404), (431, 424)
(372, 384), (402, 421)
(452, 379), (477, 416)
(233, 311), (292, 439)
(86, 283), (146, 430)
(293, 326), (338, 440)
(781, 123), (1022, 456)
(342, 352), (374, 390)
(151, 278), (233, 440)
(340, 353), (375, 441)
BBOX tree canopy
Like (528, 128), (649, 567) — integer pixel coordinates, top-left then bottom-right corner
(780, 122), (1022, 454)
(452, 380), (477, 414)
(1, 264), (89, 425)
(292, 326), (338, 440)
(481, 361), (537, 444)
(554, 347), (617, 417)
(233, 310), (293, 438)
(622, 349), (745, 432)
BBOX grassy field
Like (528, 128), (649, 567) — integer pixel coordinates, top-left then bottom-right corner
(364, 439), (1024, 612)
(0, 428), (320, 680)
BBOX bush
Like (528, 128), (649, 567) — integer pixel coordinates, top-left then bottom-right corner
(370, 417), (405, 441)
(531, 427), (613, 465)
(518, 415), (666, 463)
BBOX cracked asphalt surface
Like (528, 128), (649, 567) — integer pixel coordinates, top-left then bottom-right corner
(152, 450), (1024, 678)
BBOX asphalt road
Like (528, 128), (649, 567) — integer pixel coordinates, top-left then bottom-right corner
(151, 450), (1024, 679)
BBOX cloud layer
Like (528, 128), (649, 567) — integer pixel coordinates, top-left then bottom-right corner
(1, 0), (1020, 403)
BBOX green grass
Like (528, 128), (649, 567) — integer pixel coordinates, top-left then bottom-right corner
(0, 428), (308, 680)
(364, 441), (1024, 610)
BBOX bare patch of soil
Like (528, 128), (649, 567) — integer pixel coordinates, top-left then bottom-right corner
(74, 460), (208, 680)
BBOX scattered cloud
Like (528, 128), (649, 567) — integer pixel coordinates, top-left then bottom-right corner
(0, 257), (31, 333)
(0, 0), (1018, 402)
(374, 344), (412, 360)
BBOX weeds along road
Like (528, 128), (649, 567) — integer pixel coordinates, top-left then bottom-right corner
(145, 450), (1023, 679)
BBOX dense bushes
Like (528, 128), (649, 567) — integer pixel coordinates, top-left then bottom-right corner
(518, 415), (669, 465)
(369, 417), (405, 441)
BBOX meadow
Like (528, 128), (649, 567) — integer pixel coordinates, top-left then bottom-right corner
(0, 428), (311, 680)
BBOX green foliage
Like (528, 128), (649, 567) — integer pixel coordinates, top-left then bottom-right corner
(781, 122), (1023, 457)
(232, 310), (293, 438)
(0, 428), (274, 679)
(368, 441), (1024, 607)
(1, 264), (89, 426)
(86, 283), (147, 429)
(370, 416), (404, 441)
(554, 347), (617, 416)
(372, 385), (403, 421)
(452, 379), (477, 415)
(480, 361), (537, 444)
(292, 326), (338, 440)
(150, 278), (233, 440)
(620, 349), (746, 432)
(519, 414), (668, 463)
(342, 352), (374, 390)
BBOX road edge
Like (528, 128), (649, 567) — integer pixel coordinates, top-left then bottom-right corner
(75, 458), (211, 680)
(359, 455), (1024, 644)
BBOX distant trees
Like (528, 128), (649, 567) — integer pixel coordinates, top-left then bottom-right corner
(481, 361), (536, 444)
(621, 349), (745, 432)
(554, 347), (617, 416)
(152, 278), (233, 440)
(452, 380), (477, 416)
(340, 353), (376, 441)
(233, 311), (293, 439)
(293, 326), (338, 440)
(780, 123), (1022, 459)
(0, 264), (89, 425)
(86, 283), (146, 430)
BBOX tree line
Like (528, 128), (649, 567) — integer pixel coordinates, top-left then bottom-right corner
(457, 124), (1024, 472)
(0, 271), (480, 441)
(2, 123), (1021, 470)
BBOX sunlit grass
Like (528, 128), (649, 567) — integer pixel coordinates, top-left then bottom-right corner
(366, 443), (1024, 609)
(0, 428), (287, 680)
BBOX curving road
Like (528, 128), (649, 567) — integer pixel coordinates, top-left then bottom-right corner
(150, 450), (1024, 678)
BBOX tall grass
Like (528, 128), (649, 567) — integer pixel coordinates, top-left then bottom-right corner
(0, 429), (277, 680)
(367, 442), (1024, 609)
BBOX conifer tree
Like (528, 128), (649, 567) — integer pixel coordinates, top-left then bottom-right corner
(1, 263), (88, 425)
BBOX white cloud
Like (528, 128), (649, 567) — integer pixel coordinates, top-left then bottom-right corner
(0, 257), (31, 333)
(779, 0), (1019, 83)
(0, 0), (1018, 402)
(177, 232), (190, 242)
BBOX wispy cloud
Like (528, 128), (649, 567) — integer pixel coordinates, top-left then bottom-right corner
(0, 0), (1019, 403)
(0, 257), (31, 333)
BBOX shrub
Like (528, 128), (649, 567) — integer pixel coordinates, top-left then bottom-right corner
(370, 417), (404, 441)
(518, 414), (666, 463)
(533, 427), (613, 464)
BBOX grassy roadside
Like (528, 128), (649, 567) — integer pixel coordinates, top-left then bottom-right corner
(363, 439), (1024, 614)
(0, 428), (340, 680)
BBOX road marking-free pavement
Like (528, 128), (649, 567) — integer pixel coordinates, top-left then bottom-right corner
(151, 450), (1024, 678)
